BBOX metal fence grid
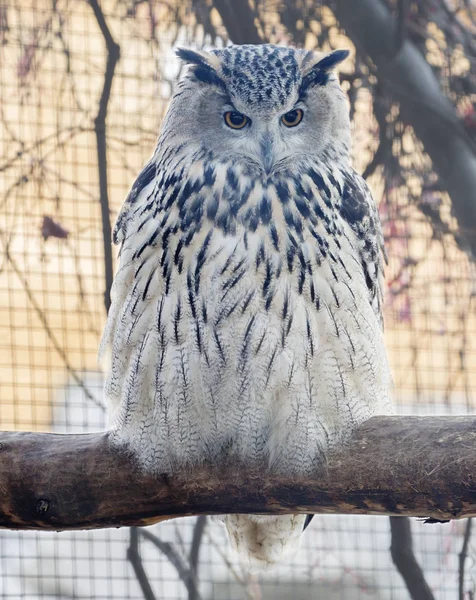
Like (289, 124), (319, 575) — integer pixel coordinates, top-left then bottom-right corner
(0, 1), (475, 598)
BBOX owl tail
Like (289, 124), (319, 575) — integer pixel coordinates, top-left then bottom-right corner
(223, 514), (307, 570)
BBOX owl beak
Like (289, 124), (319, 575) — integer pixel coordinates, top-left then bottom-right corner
(259, 132), (275, 175)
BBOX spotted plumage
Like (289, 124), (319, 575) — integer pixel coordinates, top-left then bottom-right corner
(100, 44), (392, 569)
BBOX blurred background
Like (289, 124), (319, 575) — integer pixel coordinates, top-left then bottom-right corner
(0, 0), (475, 598)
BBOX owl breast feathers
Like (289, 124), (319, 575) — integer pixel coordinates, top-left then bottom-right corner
(100, 44), (392, 568)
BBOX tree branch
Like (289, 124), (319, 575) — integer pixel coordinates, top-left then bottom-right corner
(333, 0), (476, 258)
(390, 517), (436, 600)
(127, 528), (158, 600)
(88, 0), (120, 313)
(1, 416), (476, 530)
(189, 517), (206, 600)
(212, 0), (262, 44)
(459, 518), (473, 600)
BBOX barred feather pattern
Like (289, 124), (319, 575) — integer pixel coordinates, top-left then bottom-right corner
(100, 45), (392, 569)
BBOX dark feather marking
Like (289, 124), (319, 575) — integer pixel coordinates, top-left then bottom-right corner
(362, 261), (374, 295)
(310, 279), (315, 302)
(262, 260), (273, 297)
(265, 344), (279, 387)
(308, 168), (331, 198)
(265, 289), (275, 311)
(220, 244), (238, 275)
(242, 289), (255, 313)
(195, 230), (213, 293)
(193, 317), (202, 353)
(207, 194), (219, 220)
(224, 297), (242, 319)
(286, 243), (296, 272)
(255, 240), (265, 270)
(286, 313), (293, 337)
(156, 297), (165, 332)
(173, 297), (182, 345)
(298, 266), (305, 294)
(332, 287), (340, 308)
(338, 255), (352, 279)
(259, 194), (272, 224)
(174, 238), (184, 266)
(164, 272), (171, 295)
(186, 270), (197, 319)
(282, 288), (290, 319)
(142, 267), (156, 301)
(269, 223), (279, 250)
(213, 329), (226, 364)
(330, 266), (339, 282)
(222, 268), (246, 295)
(306, 313), (314, 357)
(128, 162), (156, 204)
(275, 181), (289, 204)
(294, 195), (310, 218)
(193, 65), (227, 91)
(327, 305), (340, 337)
(135, 258), (147, 279)
(135, 226), (160, 259)
(255, 329), (266, 355)
(341, 278), (356, 301)
(241, 315), (256, 362)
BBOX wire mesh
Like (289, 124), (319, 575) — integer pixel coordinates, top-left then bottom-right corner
(0, 1), (475, 598)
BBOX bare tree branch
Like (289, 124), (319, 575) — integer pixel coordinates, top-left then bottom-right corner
(127, 528), (158, 600)
(333, 0), (476, 258)
(189, 517), (207, 600)
(390, 517), (435, 600)
(1, 416), (476, 530)
(212, 0), (262, 44)
(142, 529), (202, 599)
(88, 0), (121, 313)
(459, 518), (473, 600)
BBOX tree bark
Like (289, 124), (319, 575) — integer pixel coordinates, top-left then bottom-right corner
(1, 416), (476, 530)
(333, 0), (476, 258)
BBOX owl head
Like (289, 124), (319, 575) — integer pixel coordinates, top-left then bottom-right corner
(160, 44), (350, 175)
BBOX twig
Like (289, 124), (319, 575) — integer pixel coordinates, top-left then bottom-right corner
(127, 528), (157, 600)
(390, 517), (435, 600)
(189, 517), (207, 600)
(141, 529), (203, 600)
(459, 518), (473, 600)
(88, 0), (120, 313)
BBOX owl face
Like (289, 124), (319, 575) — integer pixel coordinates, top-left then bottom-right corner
(165, 45), (351, 175)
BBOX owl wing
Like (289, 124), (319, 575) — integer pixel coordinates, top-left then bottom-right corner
(339, 170), (386, 326)
(112, 160), (157, 246)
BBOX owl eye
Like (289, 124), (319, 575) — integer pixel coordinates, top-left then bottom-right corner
(224, 111), (249, 129)
(281, 109), (303, 127)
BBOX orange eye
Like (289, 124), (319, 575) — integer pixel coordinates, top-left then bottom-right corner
(224, 111), (249, 129)
(281, 108), (303, 127)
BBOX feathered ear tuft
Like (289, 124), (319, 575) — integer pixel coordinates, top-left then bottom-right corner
(176, 48), (225, 89)
(300, 49), (350, 95)
(314, 49), (350, 72)
(176, 48), (221, 70)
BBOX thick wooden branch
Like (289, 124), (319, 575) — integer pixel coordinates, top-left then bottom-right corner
(1, 416), (475, 531)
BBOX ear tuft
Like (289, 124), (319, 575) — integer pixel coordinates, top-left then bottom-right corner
(314, 49), (350, 72)
(176, 48), (225, 90)
(176, 48), (221, 70)
(176, 48), (208, 67)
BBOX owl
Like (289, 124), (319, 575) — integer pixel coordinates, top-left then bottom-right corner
(100, 44), (392, 569)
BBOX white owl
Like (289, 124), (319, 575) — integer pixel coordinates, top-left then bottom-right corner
(100, 44), (392, 569)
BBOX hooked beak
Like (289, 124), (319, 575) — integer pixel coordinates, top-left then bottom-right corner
(259, 132), (275, 175)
